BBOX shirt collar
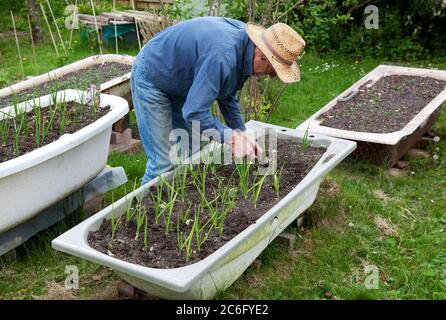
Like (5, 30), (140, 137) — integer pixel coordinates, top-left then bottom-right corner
(243, 40), (255, 77)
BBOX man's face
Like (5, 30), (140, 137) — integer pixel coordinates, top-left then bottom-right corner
(253, 48), (277, 78)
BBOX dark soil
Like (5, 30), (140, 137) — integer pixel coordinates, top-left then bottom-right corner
(317, 75), (446, 133)
(0, 62), (131, 108)
(88, 140), (326, 268)
(0, 102), (110, 163)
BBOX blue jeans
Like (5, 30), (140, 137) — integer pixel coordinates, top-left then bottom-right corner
(131, 55), (197, 185)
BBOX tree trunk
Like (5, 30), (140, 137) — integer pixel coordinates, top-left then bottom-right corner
(27, 0), (43, 42)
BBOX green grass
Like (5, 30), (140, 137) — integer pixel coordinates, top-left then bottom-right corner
(1, 27), (446, 299)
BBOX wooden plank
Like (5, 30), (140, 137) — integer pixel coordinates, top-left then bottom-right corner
(78, 14), (108, 25)
(109, 20), (135, 25)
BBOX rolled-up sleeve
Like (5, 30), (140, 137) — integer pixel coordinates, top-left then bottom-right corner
(182, 55), (235, 143)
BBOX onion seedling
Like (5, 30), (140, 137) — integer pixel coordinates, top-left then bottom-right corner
(164, 191), (178, 235)
(301, 124), (311, 155)
(148, 176), (164, 224)
(143, 214), (149, 250)
(193, 209), (216, 251)
(235, 161), (252, 198)
(176, 163), (190, 200)
(249, 173), (268, 208)
(273, 165), (284, 198)
(110, 193), (122, 239)
(216, 187), (238, 236)
(124, 180), (139, 222)
(32, 101), (42, 146)
(59, 100), (70, 136)
(0, 110), (11, 146)
(179, 201), (192, 225)
(134, 201), (147, 240)
(42, 93), (61, 143)
(179, 217), (195, 261)
(12, 103), (26, 157)
(189, 163), (210, 199)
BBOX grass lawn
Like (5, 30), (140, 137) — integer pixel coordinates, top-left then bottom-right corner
(1, 25), (446, 300)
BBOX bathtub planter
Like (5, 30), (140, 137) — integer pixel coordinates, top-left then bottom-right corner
(297, 65), (446, 167)
(52, 121), (356, 299)
(0, 54), (134, 107)
(0, 89), (129, 233)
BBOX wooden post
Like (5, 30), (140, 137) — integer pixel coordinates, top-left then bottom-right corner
(10, 11), (25, 79)
(69, 0), (78, 49)
(134, 17), (142, 51)
(39, 2), (59, 56)
(27, 14), (37, 67)
(90, 0), (103, 55)
(46, 0), (66, 52)
(26, 0), (43, 42)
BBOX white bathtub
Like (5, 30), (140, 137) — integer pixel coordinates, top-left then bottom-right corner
(297, 65), (446, 145)
(0, 89), (129, 232)
(0, 54), (134, 106)
(52, 121), (356, 299)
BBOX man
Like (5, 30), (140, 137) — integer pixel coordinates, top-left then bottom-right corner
(131, 17), (305, 185)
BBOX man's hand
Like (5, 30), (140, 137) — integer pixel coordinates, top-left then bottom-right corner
(229, 131), (263, 161)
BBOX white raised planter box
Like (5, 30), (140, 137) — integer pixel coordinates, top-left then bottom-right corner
(52, 121), (356, 300)
(0, 90), (129, 233)
(0, 54), (134, 106)
(297, 65), (446, 166)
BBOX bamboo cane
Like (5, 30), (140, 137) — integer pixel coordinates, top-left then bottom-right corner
(27, 14), (37, 67)
(114, 18), (119, 54)
(134, 17), (142, 51)
(265, 83), (288, 122)
(10, 11), (25, 79)
(46, 0), (66, 52)
(69, 0), (78, 49)
(39, 3), (59, 56)
(89, 0), (103, 55)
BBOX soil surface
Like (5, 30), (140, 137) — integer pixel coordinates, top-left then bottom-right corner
(0, 62), (131, 108)
(88, 140), (326, 268)
(0, 101), (109, 163)
(317, 75), (446, 133)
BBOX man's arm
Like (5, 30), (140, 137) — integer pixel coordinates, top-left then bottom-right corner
(217, 93), (246, 132)
(181, 54), (233, 143)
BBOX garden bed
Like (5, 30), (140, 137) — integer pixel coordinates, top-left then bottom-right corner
(0, 55), (134, 109)
(317, 74), (446, 133)
(52, 121), (356, 299)
(0, 63), (130, 109)
(297, 65), (446, 167)
(1, 99), (109, 163)
(88, 140), (325, 268)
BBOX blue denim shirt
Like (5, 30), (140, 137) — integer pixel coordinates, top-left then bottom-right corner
(137, 17), (255, 142)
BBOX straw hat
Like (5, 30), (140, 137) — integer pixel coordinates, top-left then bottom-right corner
(246, 22), (306, 83)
